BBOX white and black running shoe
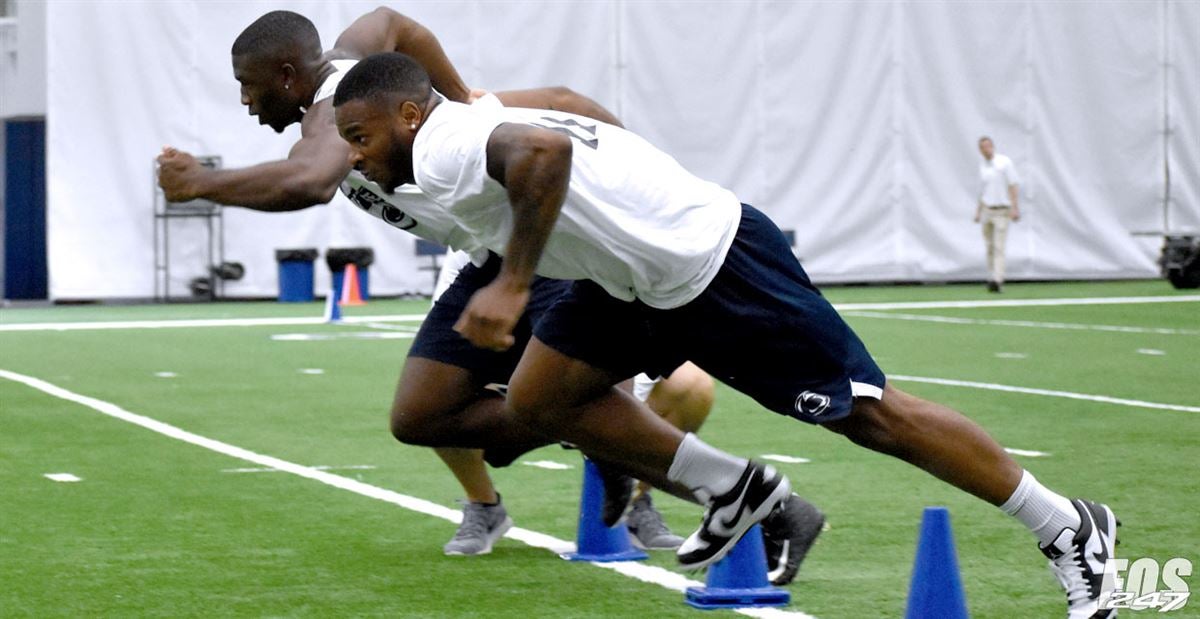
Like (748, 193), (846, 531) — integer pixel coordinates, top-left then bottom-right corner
(1041, 499), (1119, 619)
(677, 462), (792, 570)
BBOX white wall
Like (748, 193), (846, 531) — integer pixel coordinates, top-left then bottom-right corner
(42, 0), (1200, 299)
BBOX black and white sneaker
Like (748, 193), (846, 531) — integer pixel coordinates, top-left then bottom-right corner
(761, 494), (826, 585)
(1040, 499), (1119, 619)
(677, 462), (792, 570)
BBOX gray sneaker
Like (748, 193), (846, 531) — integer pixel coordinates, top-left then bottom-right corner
(443, 499), (513, 556)
(626, 493), (685, 550)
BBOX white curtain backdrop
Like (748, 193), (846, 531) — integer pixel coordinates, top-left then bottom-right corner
(45, 0), (1199, 299)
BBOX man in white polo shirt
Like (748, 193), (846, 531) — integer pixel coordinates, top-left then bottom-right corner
(973, 136), (1021, 292)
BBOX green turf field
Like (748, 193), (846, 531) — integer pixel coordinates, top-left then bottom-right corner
(2, 280), (1197, 618)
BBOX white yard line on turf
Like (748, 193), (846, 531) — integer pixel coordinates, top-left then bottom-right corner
(891, 375), (1200, 413)
(842, 311), (1200, 336)
(0, 368), (815, 619)
(2, 294), (1196, 333)
(0, 314), (428, 332)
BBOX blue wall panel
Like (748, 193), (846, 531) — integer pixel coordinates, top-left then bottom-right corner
(4, 118), (47, 300)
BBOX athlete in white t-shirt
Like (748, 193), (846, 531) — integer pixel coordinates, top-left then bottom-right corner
(333, 53), (1119, 617)
(156, 10), (825, 576)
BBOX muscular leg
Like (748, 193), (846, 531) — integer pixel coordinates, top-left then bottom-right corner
(823, 382), (1022, 504)
(637, 362), (714, 496)
(436, 447), (498, 504)
(507, 337), (687, 491)
(390, 356), (550, 449)
(646, 362), (713, 434)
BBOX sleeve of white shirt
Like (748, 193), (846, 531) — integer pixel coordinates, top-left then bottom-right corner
(1003, 157), (1020, 186)
(413, 103), (506, 208)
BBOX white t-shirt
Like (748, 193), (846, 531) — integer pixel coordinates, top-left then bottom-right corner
(979, 154), (1020, 206)
(413, 101), (742, 310)
(311, 59), (357, 104)
(431, 248), (476, 303)
(309, 60), (497, 263)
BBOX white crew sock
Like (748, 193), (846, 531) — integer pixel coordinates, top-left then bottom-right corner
(666, 433), (749, 503)
(999, 470), (1082, 548)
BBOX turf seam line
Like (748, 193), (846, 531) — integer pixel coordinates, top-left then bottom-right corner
(3, 294), (1196, 332)
(0, 368), (815, 619)
(891, 374), (1200, 413)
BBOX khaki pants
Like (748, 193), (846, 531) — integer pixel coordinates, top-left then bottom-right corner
(982, 206), (1011, 284)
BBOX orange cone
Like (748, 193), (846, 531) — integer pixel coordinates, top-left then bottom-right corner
(339, 263), (366, 306)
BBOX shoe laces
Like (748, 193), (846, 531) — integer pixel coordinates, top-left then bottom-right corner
(627, 496), (671, 536)
(1047, 548), (1093, 607)
(452, 502), (495, 540)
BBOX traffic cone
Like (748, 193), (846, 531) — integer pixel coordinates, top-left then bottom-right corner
(684, 525), (791, 609)
(904, 507), (968, 619)
(562, 458), (648, 562)
(324, 276), (342, 323)
(339, 263), (366, 306)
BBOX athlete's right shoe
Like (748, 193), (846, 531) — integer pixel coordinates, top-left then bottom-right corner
(443, 499), (513, 556)
(1040, 499), (1119, 619)
(761, 493), (826, 585)
(677, 462), (792, 570)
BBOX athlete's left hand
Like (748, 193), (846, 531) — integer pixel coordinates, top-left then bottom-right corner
(156, 146), (204, 203)
(455, 279), (530, 351)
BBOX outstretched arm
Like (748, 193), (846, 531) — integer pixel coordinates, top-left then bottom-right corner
(452, 124), (573, 351)
(493, 87), (623, 128)
(334, 7), (470, 103)
(157, 103), (350, 211)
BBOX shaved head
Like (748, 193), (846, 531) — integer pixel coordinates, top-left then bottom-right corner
(231, 10), (321, 62)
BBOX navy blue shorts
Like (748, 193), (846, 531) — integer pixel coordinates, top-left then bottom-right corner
(533, 204), (886, 424)
(408, 253), (572, 386)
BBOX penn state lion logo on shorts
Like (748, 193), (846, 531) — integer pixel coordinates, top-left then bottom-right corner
(794, 391), (832, 417)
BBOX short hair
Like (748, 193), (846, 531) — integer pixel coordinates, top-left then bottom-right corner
(231, 10), (321, 59)
(333, 52), (432, 107)
(978, 135), (993, 144)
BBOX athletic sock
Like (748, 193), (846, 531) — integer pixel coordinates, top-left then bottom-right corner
(999, 470), (1082, 547)
(666, 433), (749, 503)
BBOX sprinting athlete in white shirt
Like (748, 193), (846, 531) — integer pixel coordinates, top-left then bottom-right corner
(155, 10), (825, 576)
(333, 53), (1119, 618)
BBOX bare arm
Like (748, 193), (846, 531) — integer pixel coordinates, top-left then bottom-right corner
(494, 87), (624, 128)
(157, 102), (350, 211)
(334, 7), (470, 103)
(1008, 183), (1020, 221)
(452, 123), (573, 351)
(486, 123), (573, 287)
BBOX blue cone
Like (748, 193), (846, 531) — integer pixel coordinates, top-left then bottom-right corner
(562, 458), (647, 562)
(685, 525), (791, 609)
(905, 506), (968, 619)
(324, 275), (343, 323)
